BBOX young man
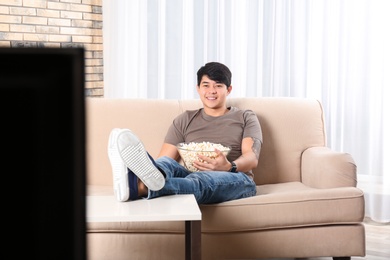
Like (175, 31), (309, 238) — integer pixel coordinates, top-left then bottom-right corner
(108, 62), (262, 204)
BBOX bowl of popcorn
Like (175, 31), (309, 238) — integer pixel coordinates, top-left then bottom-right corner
(176, 142), (231, 172)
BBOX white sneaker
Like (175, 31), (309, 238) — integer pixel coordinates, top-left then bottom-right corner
(116, 129), (165, 191)
(108, 128), (130, 201)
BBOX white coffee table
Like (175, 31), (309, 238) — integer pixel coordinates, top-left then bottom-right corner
(86, 194), (202, 260)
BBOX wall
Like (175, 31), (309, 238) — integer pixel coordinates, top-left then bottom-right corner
(0, 0), (103, 97)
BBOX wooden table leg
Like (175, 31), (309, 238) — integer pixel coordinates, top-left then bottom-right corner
(185, 220), (201, 260)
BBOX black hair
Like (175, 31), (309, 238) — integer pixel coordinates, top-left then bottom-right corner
(197, 62), (232, 87)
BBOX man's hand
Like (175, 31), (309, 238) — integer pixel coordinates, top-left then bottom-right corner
(192, 148), (231, 171)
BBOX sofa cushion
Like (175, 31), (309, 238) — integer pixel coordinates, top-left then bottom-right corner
(86, 98), (182, 186)
(200, 182), (365, 232)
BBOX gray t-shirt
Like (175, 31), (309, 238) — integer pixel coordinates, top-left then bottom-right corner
(164, 106), (262, 177)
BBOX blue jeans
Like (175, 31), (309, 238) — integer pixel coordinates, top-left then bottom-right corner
(146, 156), (257, 204)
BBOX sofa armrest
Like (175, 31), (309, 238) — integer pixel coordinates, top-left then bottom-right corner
(301, 147), (357, 188)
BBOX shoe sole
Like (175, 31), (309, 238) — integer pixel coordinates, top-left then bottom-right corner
(108, 128), (130, 201)
(117, 129), (165, 191)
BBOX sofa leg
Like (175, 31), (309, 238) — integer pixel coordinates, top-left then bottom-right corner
(333, 257), (351, 260)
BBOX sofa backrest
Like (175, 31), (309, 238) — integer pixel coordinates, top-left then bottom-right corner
(86, 97), (326, 186)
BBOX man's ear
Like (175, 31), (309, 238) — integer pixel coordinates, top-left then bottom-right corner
(227, 85), (233, 94)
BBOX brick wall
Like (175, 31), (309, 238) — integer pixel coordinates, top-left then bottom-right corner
(0, 0), (103, 97)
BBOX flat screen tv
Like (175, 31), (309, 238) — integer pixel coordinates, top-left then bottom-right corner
(0, 48), (86, 260)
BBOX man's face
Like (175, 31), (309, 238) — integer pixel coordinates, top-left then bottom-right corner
(197, 75), (232, 110)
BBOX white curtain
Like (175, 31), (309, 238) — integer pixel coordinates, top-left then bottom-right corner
(103, 0), (390, 223)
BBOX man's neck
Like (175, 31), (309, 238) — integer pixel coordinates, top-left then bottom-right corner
(203, 106), (229, 117)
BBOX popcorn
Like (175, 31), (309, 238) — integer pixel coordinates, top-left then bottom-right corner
(176, 142), (231, 172)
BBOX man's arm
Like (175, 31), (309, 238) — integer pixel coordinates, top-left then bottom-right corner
(233, 136), (261, 173)
(158, 143), (181, 161)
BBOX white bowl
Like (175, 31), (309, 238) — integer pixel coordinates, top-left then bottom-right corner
(176, 142), (231, 172)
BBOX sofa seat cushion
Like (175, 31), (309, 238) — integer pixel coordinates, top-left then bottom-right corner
(200, 181), (365, 233)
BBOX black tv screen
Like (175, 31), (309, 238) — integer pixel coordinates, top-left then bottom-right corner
(0, 48), (86, 260)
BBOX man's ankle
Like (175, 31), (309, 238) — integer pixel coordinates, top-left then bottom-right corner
(137, 180), (148, 197)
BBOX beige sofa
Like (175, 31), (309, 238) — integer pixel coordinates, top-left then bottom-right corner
(86, 97), (365, 260)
